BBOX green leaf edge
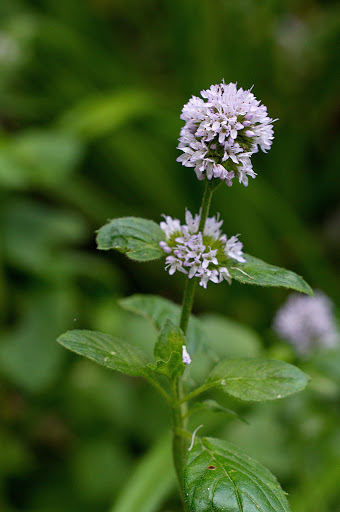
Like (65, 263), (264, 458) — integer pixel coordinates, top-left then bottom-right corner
(57, 329), (150, 377)
(187, 357), (310, 403)
(185, 436), (291, 512)
(230, 253), (314, 295)
(96, 216), (165, 262)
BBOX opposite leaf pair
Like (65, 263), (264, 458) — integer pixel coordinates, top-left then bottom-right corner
(96, 216), (313, 295)
(58, 294), (309, 512)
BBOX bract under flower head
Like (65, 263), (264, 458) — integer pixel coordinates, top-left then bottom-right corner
(177, 81), (275, 186)
(273, 291), (339, 355)
(159, 210), (246, 288)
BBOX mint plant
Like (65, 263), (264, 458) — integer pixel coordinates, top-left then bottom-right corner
(58, 82), (312, 511)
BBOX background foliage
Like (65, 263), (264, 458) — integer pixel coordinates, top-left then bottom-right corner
(0, 0), (339, 511)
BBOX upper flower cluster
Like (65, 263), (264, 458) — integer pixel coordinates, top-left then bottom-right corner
(159, 210), (246, 288)
(177, 81), (275, 186)
(273, 291), (339, 355)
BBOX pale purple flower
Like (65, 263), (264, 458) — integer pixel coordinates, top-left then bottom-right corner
(182, 345), (191, 365)
(177, 81), (275, 186)
(165, 255), (187, 276)
(225, 235), (247, 263)
(159, 210), (246, 288)
(160, 216), (181, 238)
(273, 291), (339, 354)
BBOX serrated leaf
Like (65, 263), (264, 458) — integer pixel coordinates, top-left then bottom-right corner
(230, 254), (313, 295)
(207, 358), (309, 401)
(154, 319), (185, 361)
(151, 320), (186, 378)
(149, 352), (185, 379)
(185, 436), (291, 512)
(57, 329), (150, 377)
(96, 217), (164, 262)
(119, 294), (206, 353)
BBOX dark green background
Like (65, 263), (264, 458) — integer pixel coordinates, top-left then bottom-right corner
(0, 1), (339, 511)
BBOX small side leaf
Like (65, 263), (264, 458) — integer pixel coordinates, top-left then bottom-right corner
(96, 217), (164, 262)
(149, 352), (184, 379)
(119, 294), (206, 353)
(207, 358), (309, 401)
(188, 399), (248, 423)
(150, 320), (185, 379)
(230, 254), (313, 295)
(57, 329), (150, 377)
(154, 319), (184, 361)
(185, 436), (291, 512)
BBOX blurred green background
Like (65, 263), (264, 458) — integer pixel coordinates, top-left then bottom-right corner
(0, 0), (339, 511)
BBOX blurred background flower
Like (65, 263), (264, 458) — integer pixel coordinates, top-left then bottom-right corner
(0, 1), (339, 511)
(273, 291), (339, 354)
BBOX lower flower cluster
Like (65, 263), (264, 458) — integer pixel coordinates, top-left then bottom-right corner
(159, 210), (245, 288)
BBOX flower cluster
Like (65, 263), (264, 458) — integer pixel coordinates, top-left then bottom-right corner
(159, 210), (246, 288)
(273, 291), (339, 355)
(177, 81), (275, 186)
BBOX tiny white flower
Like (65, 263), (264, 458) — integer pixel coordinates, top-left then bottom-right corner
(218, 267), (232, 285)
(160, 215), (181, 238)
(165, 256), (187, 275)
(203, 215), (223, 239)
(199, 268), (220, 288)
(185, 210), (200, 234)
(182, 345), (192, 365)
(225, 235), (246, 263)
(202, 249), (218, 269)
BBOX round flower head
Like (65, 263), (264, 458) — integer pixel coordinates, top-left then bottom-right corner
(177, 81), (275, 186)
(159, 210), (246, 288)
(273, 291), (339, 355)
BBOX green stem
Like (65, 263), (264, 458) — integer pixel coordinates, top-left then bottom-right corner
(198, 179), (214, 232)
(179, 278), (197, 335)
(170, 378), (188, 511)
(175, 383), (209, 406)
(179, 180), (214, 334)
(172, 179), (217, 511)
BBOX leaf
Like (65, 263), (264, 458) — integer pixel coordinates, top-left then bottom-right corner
(185, 436), (291, 512)
(200, 314), (261, 359)
(120, 294), (180, 330)
(206, 358), (309, 401)
(57, 329), (150, 377)
(119, 294), (206, 353)
(188, 399), (248, 423)
(150, 320), (186, 378)
(96, 217), (164, 262)
(149, 352), (185, 379)
(154, 319), (185, 362)
(230, 254), (313, 295)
